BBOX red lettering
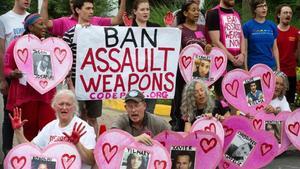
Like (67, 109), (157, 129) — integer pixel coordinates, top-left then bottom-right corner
(158, 47), (174, 71)
(135, 48), (148, 72)
(122, 48), (134, 72)
(95, 48), (109, 72)
(102, 74), (112, 92)
(139, 74), (151, 90)
(80, 74), (101, 92)
(128, 73), (139, 90)
(152, 73), (163, 90)
(81, 48), (96, 71)
(114, 74), (125, 91)
(150, 48), (160, 71)
(108, 48), (121, 73)
(164, 72), (175, 92)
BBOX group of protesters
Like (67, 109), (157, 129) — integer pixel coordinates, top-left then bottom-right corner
(0, 0), (299, 168)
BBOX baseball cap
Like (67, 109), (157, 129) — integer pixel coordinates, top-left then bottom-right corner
(125, 89), (145, 103)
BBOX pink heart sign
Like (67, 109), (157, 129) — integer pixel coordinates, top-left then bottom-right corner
(178, 44), (227, 86)
(253, 112), (291, 156)
(190, 117), (225, 145)
(4, 142), (81, 169)
(285, 108), (300, 150)
(219, 116), (278, 169)
(222, 64), (275, 116)
(13, 34), (73, 94)
(94, 129), (171, 169)
(154, 130), (223, 169)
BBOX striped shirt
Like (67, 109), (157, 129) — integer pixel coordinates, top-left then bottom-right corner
(63, 26), (77, 79)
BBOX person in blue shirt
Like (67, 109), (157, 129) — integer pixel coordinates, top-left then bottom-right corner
(243, 0), (279, 70)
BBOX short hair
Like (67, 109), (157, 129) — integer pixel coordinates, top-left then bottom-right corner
(72, 0), (93, 16)
(249, 0), (266, 17)
(51, 89), (79, 113)
(176, 152), (192, 162)
(274, 4), (292, 23)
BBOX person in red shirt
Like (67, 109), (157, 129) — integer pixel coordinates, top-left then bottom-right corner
(275, 4), (300, 104)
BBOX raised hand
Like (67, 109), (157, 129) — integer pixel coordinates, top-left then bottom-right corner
(164, 11), (174, 26)
(122, 12), (133, 26)
(63, 122), (87, 145)
(9, 107), (28, 130)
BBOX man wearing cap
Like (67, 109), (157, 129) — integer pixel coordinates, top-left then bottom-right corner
(111, 89), (170, 145)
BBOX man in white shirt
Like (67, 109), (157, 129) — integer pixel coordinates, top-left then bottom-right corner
(0, 0), (30, 156)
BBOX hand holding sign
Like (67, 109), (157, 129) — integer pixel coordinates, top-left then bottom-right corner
(63, 122), (87, 145)
(122, 12), (133, 26)
(9, 107), (28, 130)
(164, 11), (175, 26)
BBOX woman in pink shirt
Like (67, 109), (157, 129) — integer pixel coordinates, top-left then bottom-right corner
(4, 13), (56, 141)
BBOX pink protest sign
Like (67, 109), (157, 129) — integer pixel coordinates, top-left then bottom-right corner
(13, 34), (73, 94)
(222, 64), (275, 116)
(253, 112), (291, 156)
(190, 117), (225, 145)
(179, 44), (227, 86)
(285, 108), (300, 150)
(154, 130), (223, 169)
(94, 129), (171, 169)
(219, 116), (278, 169)
(4, 142), (81, 169)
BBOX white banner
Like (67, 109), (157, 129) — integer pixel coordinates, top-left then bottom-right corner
(76, 26), (181, 100)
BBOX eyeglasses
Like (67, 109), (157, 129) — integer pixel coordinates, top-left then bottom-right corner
(256, 4), (268, 8)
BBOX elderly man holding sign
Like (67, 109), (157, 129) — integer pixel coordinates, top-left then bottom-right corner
(111, 89), (170, 145)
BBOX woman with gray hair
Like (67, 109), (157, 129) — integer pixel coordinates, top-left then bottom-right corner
(179, 80), (230, 131)
(10, 89), (96, 169)
(264, 71), (291, 114)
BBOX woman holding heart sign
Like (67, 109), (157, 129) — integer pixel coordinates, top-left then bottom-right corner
(4, 13), (56, 141)
(170, 1), (212, 131)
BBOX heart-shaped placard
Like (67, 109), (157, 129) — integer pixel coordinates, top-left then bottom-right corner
(190, 117), (225, 145)
(178, 44), (227, 86)
(14, 34), (73, 94)
(154, 130), (223, 169)
(94, 129), (171, 169)
(253, 112), (291, 155)
(222, 64), (275, 116)
(285, 108), (300, 150)
(4, 142), (81, 169)
(219, 116), (278, 169)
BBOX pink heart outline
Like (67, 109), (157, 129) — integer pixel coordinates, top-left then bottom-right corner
(102, 143), (118, 164)
(225, 80), (239, 98)
(10, 156), (26, 169)
(181, 55), (192, 69)
(61, 154), (76, 169)
(214, 56), (224, 69)
(204, 123), (217, 133)
(288, 122), (300, 136)
(54, 47), (67, 64)
(17, 48), (28, 64)
(154, 160), (167, 169)
(262, 72), (271, 88)
(261, 143), (273, 156)
(253, 119), (262, 129)
(39, 80), (48, 89)
(223, 125), (234, 137)
(200, 138), (217, 153)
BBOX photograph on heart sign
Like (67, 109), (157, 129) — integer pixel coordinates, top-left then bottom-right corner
(31, 156), (56, 169)
(120, 147), (150, 169)
(192, 55), (212, 81)
(265, 121), (282, 145)
(32, 49), (53, 80)
(225, 131), (256, 167)
(170, 146), (196, 169)
(243, 77), (264, 106)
